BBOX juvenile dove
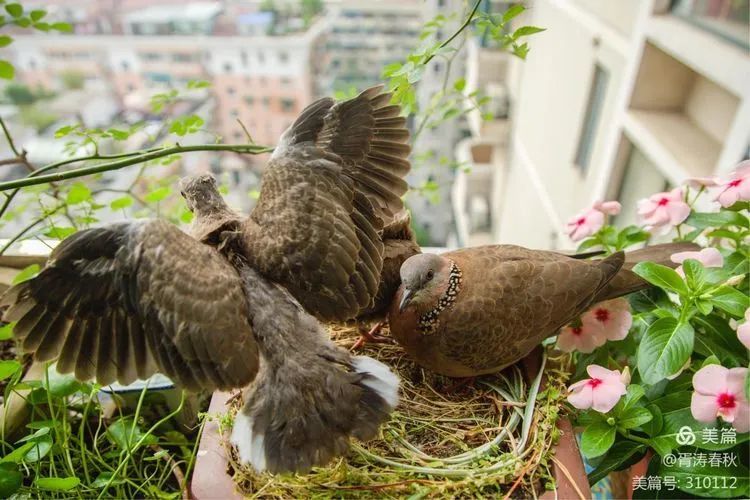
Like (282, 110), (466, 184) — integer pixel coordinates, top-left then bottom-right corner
(1, 86), (411, 473)
(388, 243), (698, 377)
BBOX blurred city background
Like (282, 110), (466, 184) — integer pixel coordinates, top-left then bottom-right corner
(0, 0), (748, 250)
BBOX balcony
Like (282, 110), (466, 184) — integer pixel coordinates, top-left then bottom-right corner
(670, 0), (749, 50)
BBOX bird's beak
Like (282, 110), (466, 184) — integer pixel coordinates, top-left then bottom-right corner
(399, 288), (414, 312)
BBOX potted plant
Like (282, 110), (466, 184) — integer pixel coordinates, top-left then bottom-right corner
(558, 163), (749, 498)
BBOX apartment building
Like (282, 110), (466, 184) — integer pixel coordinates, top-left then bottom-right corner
(10, 2), (325, 150)
(455, 0), (749, 250)
(316, 0), (423, 96)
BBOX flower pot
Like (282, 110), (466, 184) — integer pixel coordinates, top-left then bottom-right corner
(190, 347), (591, 499)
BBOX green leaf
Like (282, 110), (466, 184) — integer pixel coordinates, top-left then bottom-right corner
(0, 360), (20, 381)
(66, 183), (92, 205)
(44, 226), (76, 239)
(0, 323), (13, 340)
(4, 4), (23, 17)
(580, 421), (616, 458)
(91, 472), (124, 488)
(0, 463), (22, 497)
(11, 264), (39, 285)
(51, 22), (72, 32)
(0, 35), (12, 48)
(15, 426), (50, 443)
(110, 196), (134, 210)
(145, 186), (171, 203)
(169, 115), (204, 136)
(637, 318), (693, 384)
(453, 77), (466, 92)
(23, 434), (52, 462)
(658, 455), (749, 498)
(632, 262), (688, 295)
(186, 79), (211, 89)
(44, 365), (82, 397)
(106, 418), (158, 451)
(618, 407), (653, 429)
(613, 384), (646, 415)
(514, 26), (545, 37)
(686, 210), (749, 229)
(708, 286), (749, 317)
(587, 440), (646, 485)
(29, 9), (46, 21)
(34, 477), (80, 491)
(693, 314), (746, 367)
(0, 60), (15, 79)
(682, 259), (706, 292)
(0, 442), (34, 463)
(642, 404), (663, 437)
(106, 128), (130, 140)
(502, 4), (526, 23)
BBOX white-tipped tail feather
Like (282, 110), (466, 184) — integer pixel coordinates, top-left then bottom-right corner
(230, 412), (267, 472)
(352, 355), (399, 408)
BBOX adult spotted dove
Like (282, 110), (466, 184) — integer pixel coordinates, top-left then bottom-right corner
(0, 86), (412, 473)
(388, 243), (698, 377)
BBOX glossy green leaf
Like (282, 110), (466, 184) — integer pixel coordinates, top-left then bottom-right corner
(682, 259), (706, 292)
(107, 418), (158, 451)
(709, 286), (749, 317)
(145, 186), (171, 203)
(0, 35), (12, 48)
(618, 407), (653, 429)
(587, 440), (646, 486)
(692, 314), (747, 367)
(44, 365), (82, 397)
(34, 477), (80, 491)
(502, 4), (525, 22)
(0, 323), (13, 340)
(51, 22), (72, 32)
(580, 421), (616, 459)
(642, 403), (663, 437)
(0, 463), (22, 497)
(686, 210), (749, 229)
(44, 226), (76, 239)
(0, 360), (20, 381)
(23, 434), (52, 462)
(632, 262), (688, 295)
(638, 318), (693, 384)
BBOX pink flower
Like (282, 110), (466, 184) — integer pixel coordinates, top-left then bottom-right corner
(567, 365), (629, 413)
(691, 364), (750, 433)
(685, 176), (720, 189)
(583, 298), (632, 341)
(593, 200), (622, 215)
(565, 200), (621, 242)
(670, 247), (724, 277)
(736, 308), (750, 350)
(715, 161), (750, 208)
(637, 187), (691, 234)
(556, 317), (606, 353)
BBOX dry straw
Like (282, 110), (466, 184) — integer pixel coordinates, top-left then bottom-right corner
(218, 325), (571, 498)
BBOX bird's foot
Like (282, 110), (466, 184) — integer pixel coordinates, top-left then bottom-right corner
(351, 322), (392, 350)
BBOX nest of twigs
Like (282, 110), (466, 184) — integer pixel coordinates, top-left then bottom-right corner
(219, 324), (572, 499)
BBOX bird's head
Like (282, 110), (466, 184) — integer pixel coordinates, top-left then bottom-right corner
(178, 174), (227, 215)
(397, 253), (452, 313)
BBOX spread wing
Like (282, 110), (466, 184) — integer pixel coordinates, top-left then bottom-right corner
(1, 220), (258, 392)
(246, 86), (411, 321)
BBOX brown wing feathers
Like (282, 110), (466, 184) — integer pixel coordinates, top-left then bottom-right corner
(1, 221), (259, 392)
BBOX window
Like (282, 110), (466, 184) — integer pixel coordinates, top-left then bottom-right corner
(262, 97), (271, 109)
(244, 95), (254, 105)
(574, 64), (609, 172)
(671, 0), (749, 49)
(278, 51), (289, 64)
(258, 51), (265, 64)
(280, 98), (295, 112)
(227, 86), (236, 95)
(121, 60), (129, 71)
(240, 51), (248, 67)
(223, 62), (233, 73)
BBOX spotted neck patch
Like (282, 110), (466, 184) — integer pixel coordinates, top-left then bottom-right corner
(418, 261), (462, 335)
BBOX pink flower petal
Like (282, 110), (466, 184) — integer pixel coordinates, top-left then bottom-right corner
(593, 200), (622, 215)
(686, 176), (720, 188)
(693, 364), (729, 395)
(567, 384), (594, 410)
(727, 368), (749, 402)
(587, 364), (621, 382)
(691, 393), (719, 422)
(716, 187), (741, 208)
(591, 382), (626, 413)
(667, 201), (691, 225)
(732, 402), (750, 433)
(738, 322), (750, 350)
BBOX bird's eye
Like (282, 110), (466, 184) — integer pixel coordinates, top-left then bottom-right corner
(426, 270), (434, 281)
(180, 191), (186, 197)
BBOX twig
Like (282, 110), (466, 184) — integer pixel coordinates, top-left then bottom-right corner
(0, 143), (273, 191)
(423, 0), (482, 66)
(236, 118), (255, 144)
